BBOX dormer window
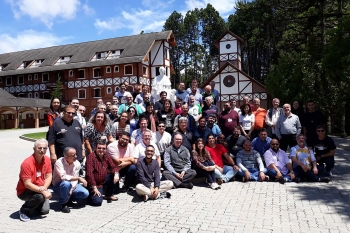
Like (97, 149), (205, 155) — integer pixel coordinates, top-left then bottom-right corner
(18, 61), (33, 69)
(55, 56), (72, 65)
(107, 50), (121, 59)
(91, 52), (108, 61)
(29, 59), (45, 68)
(0, 64), (9, 71)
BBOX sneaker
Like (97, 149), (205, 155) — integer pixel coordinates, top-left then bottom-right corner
(179, 182), (193, 189)
(242, 177), (247, 182)
(210, 183), (220, 190)
(126, 187), (134, 194)
(166, 192), (171, 198)
(217, 179), (224, 185)
(292, 177), (300, 183)
(278, 177), (286, 184)
(325, 171), (333, 176)
(320, 177), (330, 183)
(60, 204), (70, 213)
(143, 195), (149, 202)
(263, 175), (270, 182)
(19, 210), (30, 222)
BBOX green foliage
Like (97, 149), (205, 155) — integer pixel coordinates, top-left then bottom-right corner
(22, 132), (47, 139)
(50, 77), (63, 100)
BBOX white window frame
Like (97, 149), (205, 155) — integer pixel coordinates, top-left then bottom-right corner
(124, 65), (133, 75)
(34, 92), (39, 98)
(106, 66), (111, 73)
(93, 67), (101, 78)
(69, 70), (73, 77)
(106, 87), (112, 94)
(42, 73), (49, 82)
(28, 74), (32, 81)
(78, 69), (85, 79)
(114, 66), (119, 72)
(6, 77), (12, 86)
(28, 93), (32, 98)
(34, 74), (38, 80)
(78, 89), (86, 99)
(115, 86), (120, 92)
(17, 75), (24, 85)
(94, 88), (102, 98)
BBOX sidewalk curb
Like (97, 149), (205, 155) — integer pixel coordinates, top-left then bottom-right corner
(19, 135), (36, 142)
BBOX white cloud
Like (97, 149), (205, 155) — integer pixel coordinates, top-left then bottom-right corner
(185, 0), (237, 15)
(8, 0), (82, 28)
(82, 4), (95, 15)
(0, 30), (70, 54)
(94, 9), (168, 34)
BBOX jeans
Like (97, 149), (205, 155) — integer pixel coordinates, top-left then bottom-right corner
(293, 165), (319, 181)
(118, 164), (137, 187)
(268, 169), (292, 182)
(201, 161), (216, 183)
(18, 189), (50, 215)
(214, 165), (237, 182)
(89, 173), (117, 206)
(237, 167), (268, 181)
(317, 156), (335, 172)
(53, 181), (89, 205)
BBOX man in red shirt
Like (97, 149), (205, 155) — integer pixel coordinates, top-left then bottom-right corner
(205, 134), (238, 184)
(16, 139), (52, 222)
(253, 98), (267, 138)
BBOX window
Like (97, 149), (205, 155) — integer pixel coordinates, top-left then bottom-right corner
(78, 69), (85, 79)
(124, 65), (133, 75)
(42, 73), (49, 82)
(30, 59), (44, 68)
(34, 74), (38, 80)
(28, 93), (32, 98)
(0, 64), (8, 71)
(93, 68), (101, 78)
(115, 86), (120, 92)
(91, 52), (108, 61)
(143, 66), (147, 75)
(106, 87), (112, 94)
(69, 70), (73, 77)
(18, 61), (33, 69)
(114, 66), (119, 72)
(164, 48), (169, 59)
(107, 50), (121, 59)
(18, 93), (25, 97)
(18, 76), (24, 85)
(78, 89), (86, 99)
(54, 56), (71, 65)
(6, 77), (12, 86)
(94, 88), (101, 97)
(156, 67), (160, 76)
(28, 75), (32, 81)
(106, 66), (111, 73)
(34, 92), (39, 98)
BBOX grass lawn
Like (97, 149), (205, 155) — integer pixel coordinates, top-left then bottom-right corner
(22, 132), (47, 139)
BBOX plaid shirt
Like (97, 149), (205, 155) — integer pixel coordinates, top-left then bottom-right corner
(86, 152), (116, 188)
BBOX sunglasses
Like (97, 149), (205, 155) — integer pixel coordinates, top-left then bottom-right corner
(65, 111), (75, 115)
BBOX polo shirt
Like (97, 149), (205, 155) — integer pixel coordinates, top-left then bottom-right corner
(16, 154), (52, 196)
(48, 118), (83, 160)
(205, 144), (227, 168)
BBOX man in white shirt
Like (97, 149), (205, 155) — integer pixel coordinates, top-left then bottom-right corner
(107, 131), (136, 193)
(131, 118), (156, 145)
(155, 121), (171, 158)
(53, 147), (89, 213)
(114, 82), (131, 104)
(133, 130), (161, 167)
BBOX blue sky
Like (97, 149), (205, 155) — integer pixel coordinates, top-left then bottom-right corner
(0, 0), (238, 54)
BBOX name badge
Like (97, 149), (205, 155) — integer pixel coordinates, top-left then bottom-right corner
(36, 171), (41, 177)
(317, 146), (324, 150)
(228, 118), (232, 122)
(162, 114), (167, 118)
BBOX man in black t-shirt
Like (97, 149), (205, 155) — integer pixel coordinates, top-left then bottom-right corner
(154, 91), (167, 114)
(303, 100), (324, 147)
(314, 125), (336, 176)
(226, 126), (246, 159)
(48, 105), (84, 163)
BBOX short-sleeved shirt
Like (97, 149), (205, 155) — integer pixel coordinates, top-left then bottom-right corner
(219, 110), (239, 137)
(202, 105), (219, 119)
(47, 118), (83, 160)
(264, 148), (290, 175)
(239, 114), (255, 130)
(133, 141), (160, 160)
(84, 124), (112, 152)
(188, 104), (202, 119)
(314, 136), (336, 157)
(114, 91), (131, 104)
(253, 107), (267, 130)
(185, 92), (202, 105)
(16, 154), (52, 196)
(107, 141), (134, 160)
(290, 145), (316, 168)
(205, 144), (227, 168)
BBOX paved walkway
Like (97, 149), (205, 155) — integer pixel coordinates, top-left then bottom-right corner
(1, 128), (350, 232)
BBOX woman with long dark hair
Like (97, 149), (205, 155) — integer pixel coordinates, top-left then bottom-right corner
(127, 106), (139, 135)
(192, 138), (220, 190)
(156, 99), (175, 135)
(139, 102), (158, 132)
(239, 103), (255, 140)
(111, 111), (130, 140)
(47, 97), (61, 127)
(84, 111), (114, 154)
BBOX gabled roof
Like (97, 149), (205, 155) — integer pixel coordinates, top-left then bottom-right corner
(213, 30), (245, 49)
(201, 61), (265, 89)
(0, 88), (50, 108)
(0, 31), (174, 77)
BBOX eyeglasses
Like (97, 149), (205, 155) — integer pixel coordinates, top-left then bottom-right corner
(317, 130), (325, 132)
(158, 125), (165, 128)
(97, 147), (106, 150)
(65, 111), (75, 115)
(37, 147), (48, 150)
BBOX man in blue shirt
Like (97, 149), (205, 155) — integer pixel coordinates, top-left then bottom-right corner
(175, 82), (188, 104)
(252, 128), (271, 162)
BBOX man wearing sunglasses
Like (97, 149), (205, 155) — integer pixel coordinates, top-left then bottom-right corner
(314, 125), (336, 176)
(48, 105), (84, 165)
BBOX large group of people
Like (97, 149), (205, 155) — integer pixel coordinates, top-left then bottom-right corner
(16, 80), (336, 222)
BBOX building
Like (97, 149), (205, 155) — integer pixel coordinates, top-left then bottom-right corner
(0, 31), (176, 116)
(202, 30), (268, 109)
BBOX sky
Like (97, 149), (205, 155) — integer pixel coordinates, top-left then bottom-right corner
(0, 0), (238, 54)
